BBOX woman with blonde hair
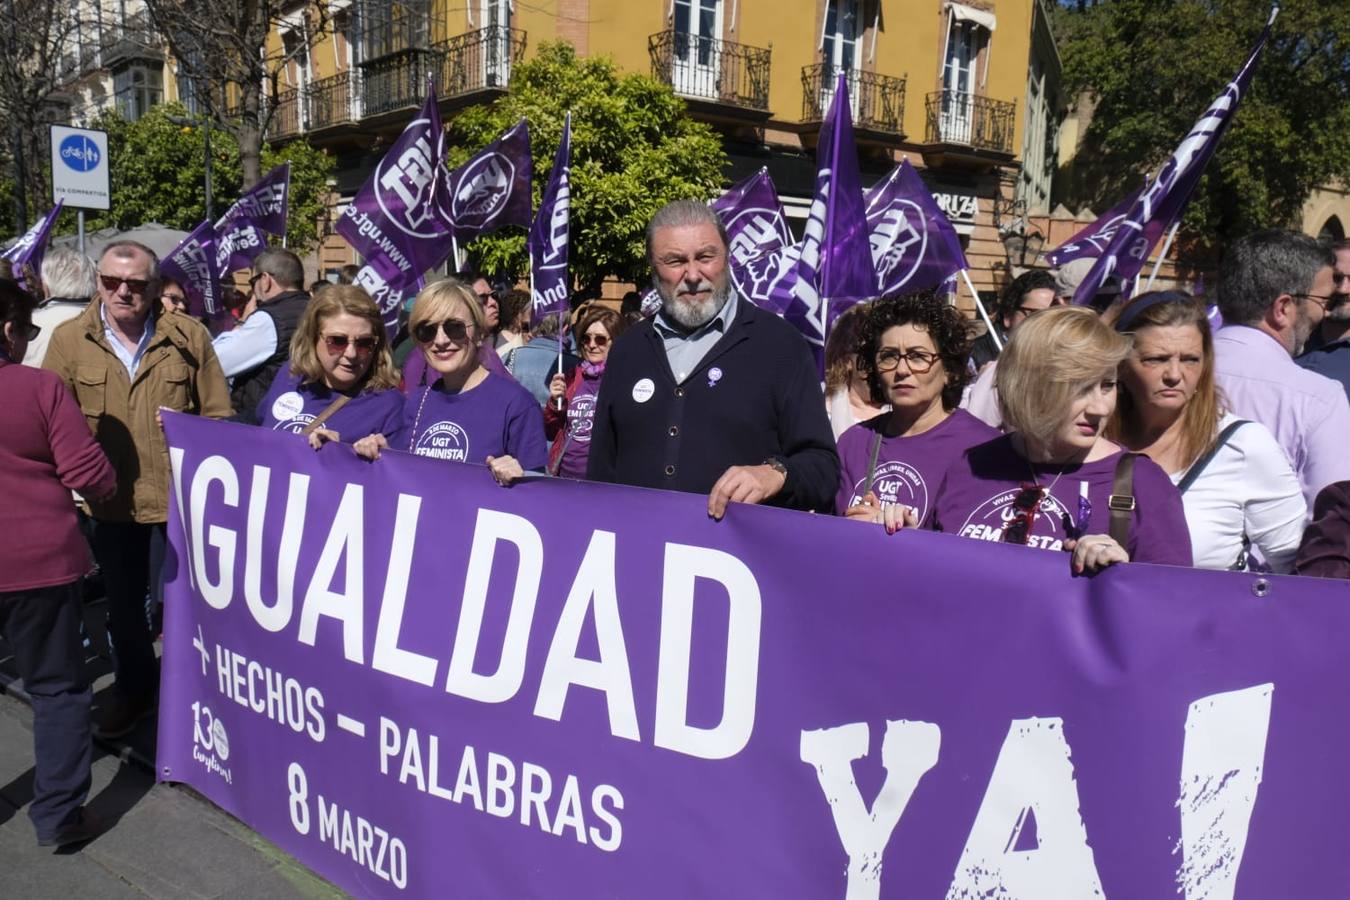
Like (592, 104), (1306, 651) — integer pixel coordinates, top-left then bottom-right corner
(355, 279), (546, 484)
(251, 284), (403, 448)
(1107, 291), (1304, 571)
(884, 306), (1192, 573)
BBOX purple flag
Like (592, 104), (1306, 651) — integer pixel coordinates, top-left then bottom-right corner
(528, 113), (571, 325)
(161, 219), (222, 317)
(1072, 9), (1277, 305)
(865, 160), (969, 295)
(1044, 185), (1166, 268)
(338, 84), (454, 334)
(2, 200), (63, 291)
(214, 162), (291, 273)
(712, 168), (791, 270)
(440, 119), (532, 243)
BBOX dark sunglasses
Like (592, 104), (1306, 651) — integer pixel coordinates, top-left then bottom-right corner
(99, 274), (151, 294)
(1332, 273), (1350, 285)
(163, 293), (187, 307)
(582, 333), (610, 347)
(9, 321), (40, 342)
(1002, 483), (1046, 545)
(323, 334), (379, 355)
(413, 318), (472, 344)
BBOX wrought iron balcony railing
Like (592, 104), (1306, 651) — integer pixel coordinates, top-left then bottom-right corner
(355, 2), (449, 63)
(269, 87), (304, 140)
(307, 71), (360, 130)
(648, 30), (770, 113)
(924, 90), (1016, 154)
(360, 47), (439, 117)
(433, 26), (525, 97)
(101, 12), (161, 66)
(800, 64), (906, 135)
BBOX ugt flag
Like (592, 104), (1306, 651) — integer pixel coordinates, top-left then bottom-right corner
(1072, 8), (1277, 306)
(528, 113), (571, 325)
(338, 82), (453, 334)
(441, 119), (532, 244)
(162, 219), (222, 317)
(215, 162), (291, 273)
(1044, 184), (1165, 269)
(865, 159), (968, 295)
(3, 200), (63, 291)
(713, 167), (792, 270)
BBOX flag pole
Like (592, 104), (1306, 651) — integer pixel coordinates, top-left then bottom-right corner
(1144, 220), (1181, 292)
(960, 270), (1003, 352)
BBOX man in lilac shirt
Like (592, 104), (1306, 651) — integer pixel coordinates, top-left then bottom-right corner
(1212, 230), (1350, 510)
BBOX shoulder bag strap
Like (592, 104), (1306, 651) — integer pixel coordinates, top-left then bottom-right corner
(300, 393), (352, 437)
(1176, 420), (1249, 494)
(862, 430), (885, 497)
(1108, 453), (1137, 548)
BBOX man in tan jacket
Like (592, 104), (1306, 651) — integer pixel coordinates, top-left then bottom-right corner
(44, 240), (231, 738)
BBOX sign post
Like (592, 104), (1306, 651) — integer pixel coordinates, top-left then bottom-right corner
(50, 125), (110, 255)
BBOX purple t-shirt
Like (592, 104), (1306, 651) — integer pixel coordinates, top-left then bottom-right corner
(255, 366), (403, 441)
(557, 369), (603, 479)
(394, 371), (548, 470)
(835, 409), (998, 519)
(926, 434), (1193, 566)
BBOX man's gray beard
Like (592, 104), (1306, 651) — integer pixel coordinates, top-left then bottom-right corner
(658, 280), (732, 331)
(1325, 294), (1350, 323)
(1293, 305), (1315, 356)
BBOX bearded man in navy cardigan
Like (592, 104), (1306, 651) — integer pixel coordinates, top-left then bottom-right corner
(587, 200), (839, 516)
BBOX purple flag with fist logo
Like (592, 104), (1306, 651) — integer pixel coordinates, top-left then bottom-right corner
(338, 84), (454, 335)
(865, 160), (968, 295)
(162, 219), (222, 316)
(442, 119), (532, 243)
(2, 200), (63, 291)
(1072, 9), (1276, 306)
(714, 168), (792, 270)
(528, 113), (571, 325)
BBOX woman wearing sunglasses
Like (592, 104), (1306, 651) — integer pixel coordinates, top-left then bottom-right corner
(251, 286), (403, 448)
(356, 279), (547, 485)
(837, 293), (997, 522)
(910, 307), (1192, 574)
(545, 305), (625, 478)
(1106, 292), (1304, 571)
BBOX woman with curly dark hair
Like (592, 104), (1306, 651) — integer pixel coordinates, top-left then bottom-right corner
(836, 292), (997, 522)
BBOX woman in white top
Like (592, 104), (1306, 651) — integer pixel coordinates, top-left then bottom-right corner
(1107, 291), (1306, 571)
(824, 301), (887, 438)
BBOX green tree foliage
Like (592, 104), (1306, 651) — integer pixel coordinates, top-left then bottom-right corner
(1054, 0), (1350, 245)
(445, 42), (729, 294)
(79, 103), (334, 253)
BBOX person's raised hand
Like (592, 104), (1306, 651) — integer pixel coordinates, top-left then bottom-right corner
(548, 373), (567, 403)
(707, 464), (787, 521)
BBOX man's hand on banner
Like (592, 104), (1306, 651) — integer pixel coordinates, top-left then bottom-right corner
(707, 463), (787, 521)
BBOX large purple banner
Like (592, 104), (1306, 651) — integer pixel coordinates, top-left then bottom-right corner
(159, 413), (1349, 898)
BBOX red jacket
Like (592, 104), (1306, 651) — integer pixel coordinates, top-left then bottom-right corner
(543, 365), (586, 474)
(0, 360), (116, 591)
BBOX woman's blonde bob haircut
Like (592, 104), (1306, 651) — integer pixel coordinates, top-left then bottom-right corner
(996, 306), (1132, 447)
(289, 284), (399, 392)
(408, 277), (487, 341)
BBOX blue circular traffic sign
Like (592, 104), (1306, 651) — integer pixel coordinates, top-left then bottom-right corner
(59, 135), (101, 172)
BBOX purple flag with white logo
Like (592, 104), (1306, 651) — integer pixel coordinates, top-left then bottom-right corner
(161, 219), (222, 317)
(338, 83), (454, 335)
(865, 160), (968, 295)
(441, 119), (532, 244)
(1072, 9), (1277, 306)
(3, 200), (63, 291)
(1044, 185), (1166, 268)
(528, 113), (571, 325)
(214, 162), (291, 273)
(713, 168), (792, 270)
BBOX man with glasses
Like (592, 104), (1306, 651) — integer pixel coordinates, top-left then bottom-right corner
(213, 247), (310, 415)
(43, 240), (231, 738)
(964, 269), (1063, 428)
(1297, 239), (1350, 399)
(1214, 230), (1350, 511)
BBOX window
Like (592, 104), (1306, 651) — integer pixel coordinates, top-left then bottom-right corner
(672, 0), (721, 97)
(481, 0), (513, 87)
(113, 63), (163, 121)
(938, 4), (994, 143)
(819, 0), (862, 115)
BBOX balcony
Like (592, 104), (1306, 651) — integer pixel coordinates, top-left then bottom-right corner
(101, 13), (161, 66)
(923, 90), (1016, 159)
(801, 64), (906, 138)
(269, 88), (304, 140)
(360, 47), (439, 118)
(308, 72), (359, 130)
(433, 26), (525, 98)
(648, 30), (771, 118)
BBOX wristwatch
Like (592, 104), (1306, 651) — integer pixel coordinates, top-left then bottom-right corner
(762, 456), (788, 479)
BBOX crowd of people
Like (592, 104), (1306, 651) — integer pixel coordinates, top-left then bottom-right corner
(3, 199), (1350, 848)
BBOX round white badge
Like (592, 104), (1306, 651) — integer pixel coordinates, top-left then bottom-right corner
(632, 378), (656, 403)
(271, 391), (305, 423)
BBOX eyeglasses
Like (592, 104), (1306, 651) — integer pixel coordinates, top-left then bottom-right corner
(413, 318), (472, 344)
(322, 334), (379, 355)
(1002, 483), (1046, 545)
(99, 274), (151, 294)
(9, 321), (40, 342)
(582, 333), (610, 348)
(1332, 273), (1350, 286)
(874, 347), (940, 374)
(248, 272), (266, 288)
(163, 293), (187, 307)
(1293, 292), (1336, 313)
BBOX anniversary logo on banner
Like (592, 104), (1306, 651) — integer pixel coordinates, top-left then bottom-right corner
(158, 413), (1349, 898)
